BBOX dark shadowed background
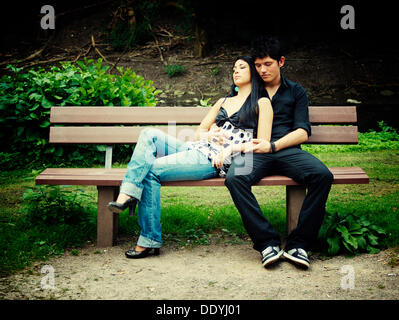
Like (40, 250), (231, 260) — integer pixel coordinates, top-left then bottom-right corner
(1, 0), (398, 131)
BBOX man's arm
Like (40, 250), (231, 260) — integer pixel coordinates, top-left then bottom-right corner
(273, 128), (308, 152)
(252, 84), (310, 153)
(251, 128), (308, 153)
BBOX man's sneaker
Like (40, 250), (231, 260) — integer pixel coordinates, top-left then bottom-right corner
(261, 246), (284, 267)
(283, 248), (310, 269)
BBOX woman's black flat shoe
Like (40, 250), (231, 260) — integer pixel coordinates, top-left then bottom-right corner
(125, 247), (160, 259)
(107, 197), (137, 216)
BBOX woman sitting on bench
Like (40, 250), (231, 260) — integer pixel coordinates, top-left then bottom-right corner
(107, 56), (273, 259)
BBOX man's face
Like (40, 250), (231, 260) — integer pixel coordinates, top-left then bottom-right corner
(254, 56), (285, 85)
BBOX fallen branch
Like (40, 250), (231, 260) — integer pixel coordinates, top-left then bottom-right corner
(72, 35), (110, 64)
(72, 41), (92, 62)
(73, 44), (93, 62)
(148, 24), (167, 66)
(22, 56), (67, 68)
(91, 35), (110, 63)
(107, 48), (129, 74)
(0, 33), (55, 67)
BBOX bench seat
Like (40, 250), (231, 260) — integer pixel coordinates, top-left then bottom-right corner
(36, 167), (369, 186)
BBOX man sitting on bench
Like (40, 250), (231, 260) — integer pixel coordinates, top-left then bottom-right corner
(225, 36), (334, 269)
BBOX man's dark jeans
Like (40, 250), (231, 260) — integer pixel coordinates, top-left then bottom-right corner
(224, 147), (333, 252)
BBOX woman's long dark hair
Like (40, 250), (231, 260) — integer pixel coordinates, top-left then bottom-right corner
(228, 55), (266, 131)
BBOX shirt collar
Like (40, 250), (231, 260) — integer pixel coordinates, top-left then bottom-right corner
(280, 74), (289, 88)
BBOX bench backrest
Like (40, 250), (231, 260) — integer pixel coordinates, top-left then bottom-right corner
(49, 106), (358, 144)
(49, 106), (358, 168)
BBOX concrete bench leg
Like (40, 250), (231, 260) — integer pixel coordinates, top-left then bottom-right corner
(286, 185), (306, 234)
(97, 186), (119, 247)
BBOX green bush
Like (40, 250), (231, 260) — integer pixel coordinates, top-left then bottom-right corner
(21, 185), (94, 226)
(0, 58), (160, 168)
(358, 121), (399, 150)
(318, 211), (386, 256)
(0, 185), (97, 276)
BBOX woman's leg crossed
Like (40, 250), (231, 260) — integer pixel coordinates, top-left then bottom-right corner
(136, 149), (218, 247)
(120, 128), (189, 200)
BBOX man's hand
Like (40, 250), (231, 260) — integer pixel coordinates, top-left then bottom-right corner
(252, 139), (272, 153)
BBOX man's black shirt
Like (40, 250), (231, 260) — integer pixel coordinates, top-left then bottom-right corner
(261, 76), (312, 144)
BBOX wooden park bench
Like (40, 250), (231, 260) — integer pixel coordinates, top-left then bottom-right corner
(35, 106), (369, 247)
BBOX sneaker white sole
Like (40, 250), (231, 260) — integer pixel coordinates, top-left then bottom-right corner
(262, 250), (284, 267)
(283, 251), (310, 268)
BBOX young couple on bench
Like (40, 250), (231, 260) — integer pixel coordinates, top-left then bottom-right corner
(107, 36), (333, 270)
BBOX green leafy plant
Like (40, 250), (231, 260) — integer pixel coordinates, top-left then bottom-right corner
(185, 228), (210, 245)
(318, 211), (386, 255)
(21, 185), (95, 227)
(0, 58), (161, 168)
(164, 64), (186, 77)
(197, 98), (212, 107)
(212, 67), (220, 76)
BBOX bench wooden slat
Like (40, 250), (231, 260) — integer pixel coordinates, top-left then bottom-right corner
(38, 166), (368, 175)
(50, 106), (357, 124)
(35, 167), (369, 186)
(309, 106), (357, 123)
(49, 125), (358, 144)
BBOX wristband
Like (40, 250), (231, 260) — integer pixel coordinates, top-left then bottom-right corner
(270, 141), (276, 153)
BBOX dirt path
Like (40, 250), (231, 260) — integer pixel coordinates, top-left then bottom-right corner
(1, 242), (398, 300)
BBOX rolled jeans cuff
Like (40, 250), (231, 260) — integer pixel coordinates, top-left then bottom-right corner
(119, 181), (143, 201)
(137, 234), (162, 248)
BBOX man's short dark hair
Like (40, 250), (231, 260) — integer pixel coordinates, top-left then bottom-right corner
(251, 35), (284, 61)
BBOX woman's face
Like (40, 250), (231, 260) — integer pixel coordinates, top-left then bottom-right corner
(233, 59), (251, 86)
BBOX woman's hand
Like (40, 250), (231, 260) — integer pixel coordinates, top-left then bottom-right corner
(204, 126), (229, 145)
(212, 146), (232, 169)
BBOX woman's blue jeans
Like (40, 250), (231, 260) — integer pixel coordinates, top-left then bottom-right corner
(120, 128), (218, 248)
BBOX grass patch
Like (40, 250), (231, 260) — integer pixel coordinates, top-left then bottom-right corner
(1, 147), (398, 276)
(164, 64), (186, 78)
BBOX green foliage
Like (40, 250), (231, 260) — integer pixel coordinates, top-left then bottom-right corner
(197, 98), (212, 107)
(359, 121), (399, 150)
(211, 67), (220, 76)
(303, 121), (399, 153)
(164, 64), (186, 77)
(0, 185), (96, 276)
(185, 228), (211, 245)
(21, 185), (94, 226)
(318, 211), (386, 256)
(0, 58), (160, 169)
